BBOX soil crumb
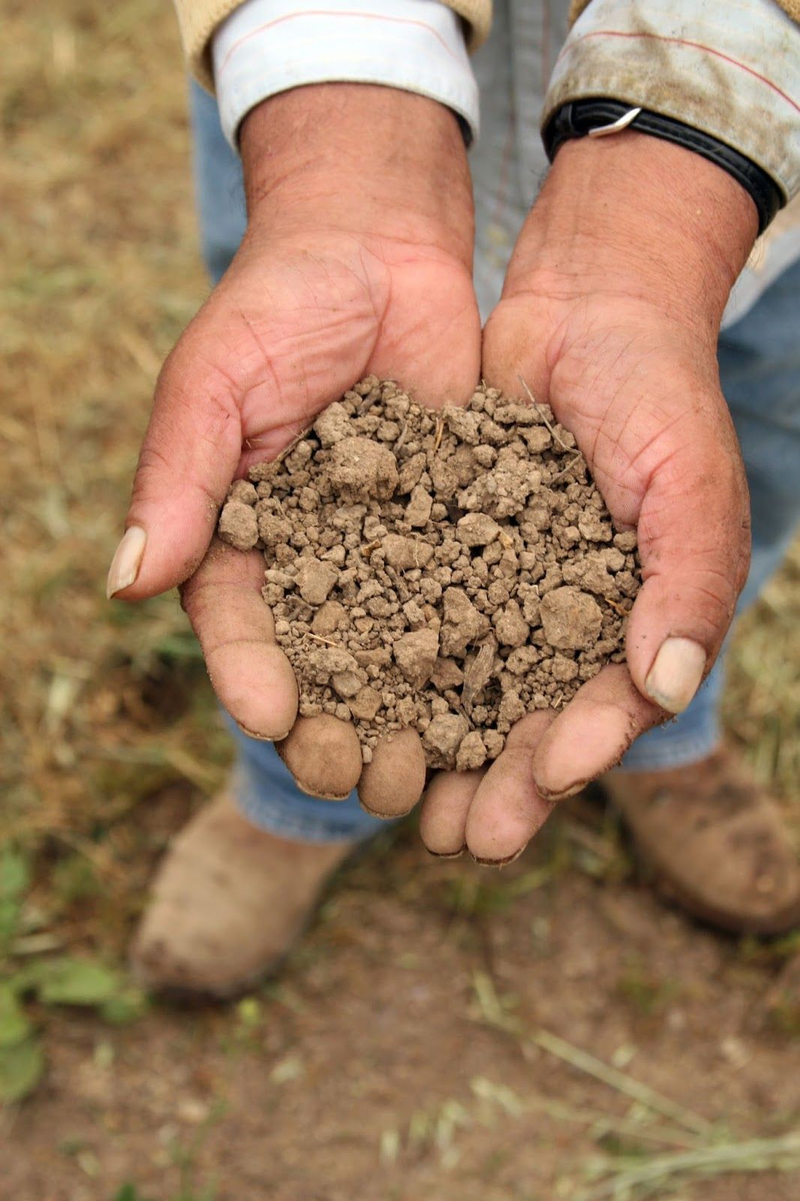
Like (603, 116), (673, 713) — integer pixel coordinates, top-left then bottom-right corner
(217, 378), (641, 768)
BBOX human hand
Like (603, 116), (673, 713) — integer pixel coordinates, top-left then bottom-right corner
(420, 133), (760, 863)
(107, 83), (481, 805)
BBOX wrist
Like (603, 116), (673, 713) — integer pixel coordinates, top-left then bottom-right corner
(239, 83), (473, 258)
(505, 132), (759, 339)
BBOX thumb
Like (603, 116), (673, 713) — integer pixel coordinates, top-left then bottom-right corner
(623, 429), (751, 712)
(107, 331), (243, 600)
(483, 295), (751, 714)
(481, 294), (558, 402)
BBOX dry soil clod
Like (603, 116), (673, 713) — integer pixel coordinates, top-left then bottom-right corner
(217, 377), (641, 770)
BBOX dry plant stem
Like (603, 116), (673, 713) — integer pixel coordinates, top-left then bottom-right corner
(530, 1027), (711, 1134)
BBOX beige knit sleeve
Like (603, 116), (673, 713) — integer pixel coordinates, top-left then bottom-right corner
(569, 0), (798, 24)
(173, 0), (492, 90)
(550, 0), (800, 202)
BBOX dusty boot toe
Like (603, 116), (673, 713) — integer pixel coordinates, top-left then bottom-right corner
(131, 789), (355, 997)
(602, 747), (800, 936)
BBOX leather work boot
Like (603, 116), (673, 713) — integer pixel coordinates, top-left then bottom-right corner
(131, 789), (355, 997)
(602, 748), (800, 936)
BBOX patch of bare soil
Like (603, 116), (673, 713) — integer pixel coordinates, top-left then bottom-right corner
(4, 822), (799, 1201)
(218, 378), (640, 770)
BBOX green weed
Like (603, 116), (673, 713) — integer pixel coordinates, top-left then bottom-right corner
(0, 844), (148, 1103)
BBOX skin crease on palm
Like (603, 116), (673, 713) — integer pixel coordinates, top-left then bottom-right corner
(110, 83), (760, 865)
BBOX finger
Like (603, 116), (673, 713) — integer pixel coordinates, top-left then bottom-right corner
(276, 715), (362, 801)
(358, 728), (426, 819)
(107, 326), (245, 601)
(531, 664), (664, 802)
(419, 769), (485, 857)
(465, 712), (556, 865)
(180, 538), (298, 740)
(623, 433), (750, 712)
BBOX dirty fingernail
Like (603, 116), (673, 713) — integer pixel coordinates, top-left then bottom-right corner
(106, 526), (147, 598)
(645, 637), (706, 713)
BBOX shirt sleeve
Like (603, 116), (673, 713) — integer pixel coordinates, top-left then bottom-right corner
(543, 0), (800, 202)
(210, 0), (480, 150)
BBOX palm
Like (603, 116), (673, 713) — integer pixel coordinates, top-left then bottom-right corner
(182, 231), (480, 472)
(139, 230), (479, 497)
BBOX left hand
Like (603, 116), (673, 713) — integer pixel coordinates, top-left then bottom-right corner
(420, 132), (760, 864)
(109, 84), (482, 810)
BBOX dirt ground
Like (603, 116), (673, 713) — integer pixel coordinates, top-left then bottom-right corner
(223, 380), (638, 770)
(6, 821), (800, 1201)
(2, 2), (799, 1199)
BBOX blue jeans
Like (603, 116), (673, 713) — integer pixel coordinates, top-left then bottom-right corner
(190, 82), (800, 842)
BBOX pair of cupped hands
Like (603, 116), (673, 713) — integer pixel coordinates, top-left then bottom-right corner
(108, 84), (758, 864)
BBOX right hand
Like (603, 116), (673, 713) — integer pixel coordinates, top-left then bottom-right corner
(107, 83), (481, 808)
(420, 134), (758, 864)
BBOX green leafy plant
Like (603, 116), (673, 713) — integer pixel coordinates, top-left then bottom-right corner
(0, 845), (148, 1103)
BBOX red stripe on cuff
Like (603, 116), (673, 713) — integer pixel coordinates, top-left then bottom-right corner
(217, 9), (464, 79)
(556, 29), (800, 114)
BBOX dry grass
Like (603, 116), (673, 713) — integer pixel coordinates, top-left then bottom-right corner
(1, 0), (799, 956)
(723, 546), (800, 805)
(1, 4), (800, 1197)
(1, 0), (228, 951)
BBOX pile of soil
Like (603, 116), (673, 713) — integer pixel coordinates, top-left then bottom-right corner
(217, 378), (641, 769)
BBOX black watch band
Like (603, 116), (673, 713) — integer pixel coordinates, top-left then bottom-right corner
(543, 98), (783, 235)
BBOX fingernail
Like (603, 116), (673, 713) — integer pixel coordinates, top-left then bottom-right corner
(106, 526), (147, 598)
(536, 778), (589, 804)
(645, 636), (706, 713)
(471, 846), (527, 868)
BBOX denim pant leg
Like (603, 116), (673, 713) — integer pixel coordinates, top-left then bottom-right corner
(621, 258), (800, 770)
(190, 82), (386, 842)
(190, 81), (247, 286)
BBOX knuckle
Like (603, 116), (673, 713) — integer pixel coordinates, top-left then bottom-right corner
(130, 441), (173, 508)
